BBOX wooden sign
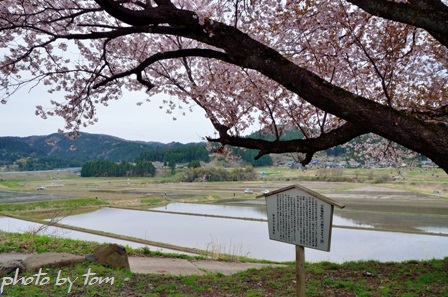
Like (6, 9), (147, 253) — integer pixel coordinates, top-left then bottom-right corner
(264, 184), (345, 251)
(261, 184), (345, 296)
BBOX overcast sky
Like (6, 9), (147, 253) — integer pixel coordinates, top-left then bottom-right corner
(0, 86), (217, 143)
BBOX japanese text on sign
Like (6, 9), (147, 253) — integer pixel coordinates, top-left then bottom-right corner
(266, 189), (334, 251)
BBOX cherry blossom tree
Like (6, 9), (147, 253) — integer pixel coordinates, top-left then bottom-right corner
(1, 0), (447, 172)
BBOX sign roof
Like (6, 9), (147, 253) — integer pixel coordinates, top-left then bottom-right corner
(258, 184), (345, 209)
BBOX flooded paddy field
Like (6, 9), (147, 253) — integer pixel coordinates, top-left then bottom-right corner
(16, 205), (446, 263)
(1, 170), (447, 263)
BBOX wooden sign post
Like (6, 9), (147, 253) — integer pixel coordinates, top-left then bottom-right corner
(296, 245), (305, 297)
(261, 185), (345, 297)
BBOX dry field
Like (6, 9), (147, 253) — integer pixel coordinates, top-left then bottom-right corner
(0, 167), (446, 210)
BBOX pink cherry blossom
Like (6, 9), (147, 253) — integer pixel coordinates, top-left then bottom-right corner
(0, 0), (447, 172)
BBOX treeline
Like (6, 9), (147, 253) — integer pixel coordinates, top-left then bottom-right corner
(134, 143), (274, 167)
(81, 160), (155, 177)
(17, 157), (81, 171)
(182, 166), (256, 182)
(80, 158), (258, 182)
(136, 144), (210, 163)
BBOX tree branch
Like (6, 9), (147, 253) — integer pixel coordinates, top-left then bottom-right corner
(76, 1), (448, 171)
(92, 48), (231, 89)
(93, 0), (196, 26)
(207, 122), (367, 165)
(346, 0), (448, 47)
(3, 1), (448, 172)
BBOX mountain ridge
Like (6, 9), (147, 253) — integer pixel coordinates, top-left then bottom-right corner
(0, 132), (204, 166)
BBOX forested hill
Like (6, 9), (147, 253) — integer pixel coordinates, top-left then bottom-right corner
(0, 131), (432, 171)
(0, 133), (273, 170)
(0, 133), (199, 166)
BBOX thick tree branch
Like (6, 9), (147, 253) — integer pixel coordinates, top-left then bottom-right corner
(346, 0), (448, 47)
(207, 122), (368, 165)
(179, 21), (448, 172)
(87, 1), (448, 172)
(3, 1), (447, 172)
(93, 0), (196, 26)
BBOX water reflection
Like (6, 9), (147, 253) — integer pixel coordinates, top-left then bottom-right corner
(415, 226), (448, 234)
(153, 201), (448, 234)
(152, 202), (267, 220)
(55, 207), (447, 263)
(152, 202), (375, 229)
(335, 211), (448, 235)
(2, 201), (447, 263)
(0, 216), (191, 255)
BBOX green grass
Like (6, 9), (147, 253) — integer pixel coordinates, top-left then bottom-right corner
(0, 198), (107, 212)
(139, 197), (168, 206)
(0, 179), (23, 189)
(0, 231), (205, 260)
(0, 244), (446, 297)
(0, 232), (100, 254)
